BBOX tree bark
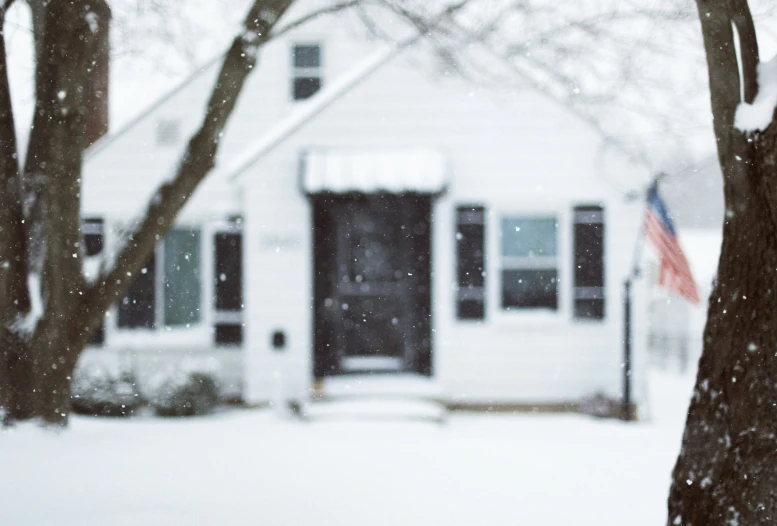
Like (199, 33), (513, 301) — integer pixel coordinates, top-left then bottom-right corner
(667, 0), (777, 523)
(24, 0), (105, 425)
(0, 3), (32, 423)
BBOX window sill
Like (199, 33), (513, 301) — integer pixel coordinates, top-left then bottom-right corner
(490, 308), (566, 328)
(109, 326), (212, 350)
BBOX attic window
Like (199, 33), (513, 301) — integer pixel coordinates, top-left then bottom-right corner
(156, 119), (180, 146)
(292, 44), (322, 101)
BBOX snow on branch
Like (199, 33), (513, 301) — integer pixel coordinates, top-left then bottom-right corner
(12, 273), (42, 336)
(735, 56), (777, 132)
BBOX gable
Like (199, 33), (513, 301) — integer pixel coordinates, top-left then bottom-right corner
(82, 2), (649, 219)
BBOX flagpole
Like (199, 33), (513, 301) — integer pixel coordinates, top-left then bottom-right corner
(621, 174), (660, 421)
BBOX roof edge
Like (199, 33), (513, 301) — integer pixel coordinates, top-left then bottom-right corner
(84, 50), (227, 160)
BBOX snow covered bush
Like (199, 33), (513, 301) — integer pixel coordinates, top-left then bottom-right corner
(149, 360), (220, 417)
(578, 392), (620, 419)
(70, 364), (140, 417)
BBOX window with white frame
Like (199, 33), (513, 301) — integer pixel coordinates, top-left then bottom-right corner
(500, 216), (559, 310)
(291, 43), (322, 101)
(118, 228), (202, 329)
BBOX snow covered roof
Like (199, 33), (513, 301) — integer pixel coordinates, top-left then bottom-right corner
(300, 149), (448, 194)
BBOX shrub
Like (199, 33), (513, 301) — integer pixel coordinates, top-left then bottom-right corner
(578, 392), (620, 419)
(71, 364), (140, 417)
(149, 364), (220, 417)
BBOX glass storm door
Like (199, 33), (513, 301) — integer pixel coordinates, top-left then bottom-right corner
(313, 195), (432, 377)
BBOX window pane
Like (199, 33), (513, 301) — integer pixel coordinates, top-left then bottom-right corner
(502, 269), (558, 309)
(118, 253), (156, 329)
(293, 77), (321, 100)
(501, 217), (557, 257)
(215, 233), (243, 311)
(164, 229), (201, 326)
(293, 44), (320, 68)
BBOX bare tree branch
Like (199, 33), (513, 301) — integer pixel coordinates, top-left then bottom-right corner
(271, 0), (361, 38)
(696, 0), (741, 140)
(729, 0), (759, 104)
(79, 0), (296, 350)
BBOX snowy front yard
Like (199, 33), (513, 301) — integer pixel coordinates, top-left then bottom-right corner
(0, 370), (693, 526)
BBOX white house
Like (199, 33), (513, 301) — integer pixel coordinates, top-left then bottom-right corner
(78, 3), (651, 413)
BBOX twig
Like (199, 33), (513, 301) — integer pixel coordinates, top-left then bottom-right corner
(271, 0), (362, 38)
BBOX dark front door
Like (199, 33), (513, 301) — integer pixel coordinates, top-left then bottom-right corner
(313, 194), (432, 377)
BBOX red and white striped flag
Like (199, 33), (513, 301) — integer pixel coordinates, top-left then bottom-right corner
(644, 183), (701, 304)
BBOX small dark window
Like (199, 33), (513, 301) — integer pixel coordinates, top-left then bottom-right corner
(118, 253), (156, 329)
(293, 45), (320, 68)
(292, 44), (322, 100)
(456, 206), (485, 320)
(573, 205), (605, 320)
(82, 218), (103, 256)
(293, 77), (322, 101)
(215, 324), (243, 346)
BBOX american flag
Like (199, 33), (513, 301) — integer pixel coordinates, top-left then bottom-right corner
(643, 183), (701, 304)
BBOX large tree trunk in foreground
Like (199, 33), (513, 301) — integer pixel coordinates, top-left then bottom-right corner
(667, 0), (777, 523)
(0, 4), (32, 422)
(26, 0), (105, 425)
(0, 0), (295, 426)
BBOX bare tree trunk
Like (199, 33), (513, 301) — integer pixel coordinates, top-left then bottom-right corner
(0, 3), (32, 423)
(667, 0), (777, 523)
(24, 0), (103, 425)
(3, 0), (298, 425)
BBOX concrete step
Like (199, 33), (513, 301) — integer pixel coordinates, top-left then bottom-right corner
(301, 397), (447, 423)
(314, 374), (445, 401)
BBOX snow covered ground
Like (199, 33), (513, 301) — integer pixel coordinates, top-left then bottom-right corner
(0, 368), (695, 526)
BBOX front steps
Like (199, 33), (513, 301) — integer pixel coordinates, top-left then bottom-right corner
(301, 374), (447, 423)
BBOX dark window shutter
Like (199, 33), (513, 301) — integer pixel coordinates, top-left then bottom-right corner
(214, 232), (243, 346)
(573, 205), (605, 320)
(118, 252), (156, 329)
(215, 233), (243, 311)
(456, 206), (485, 320)
(215, 324), (243, 346)
(82, 218), (105, 344)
